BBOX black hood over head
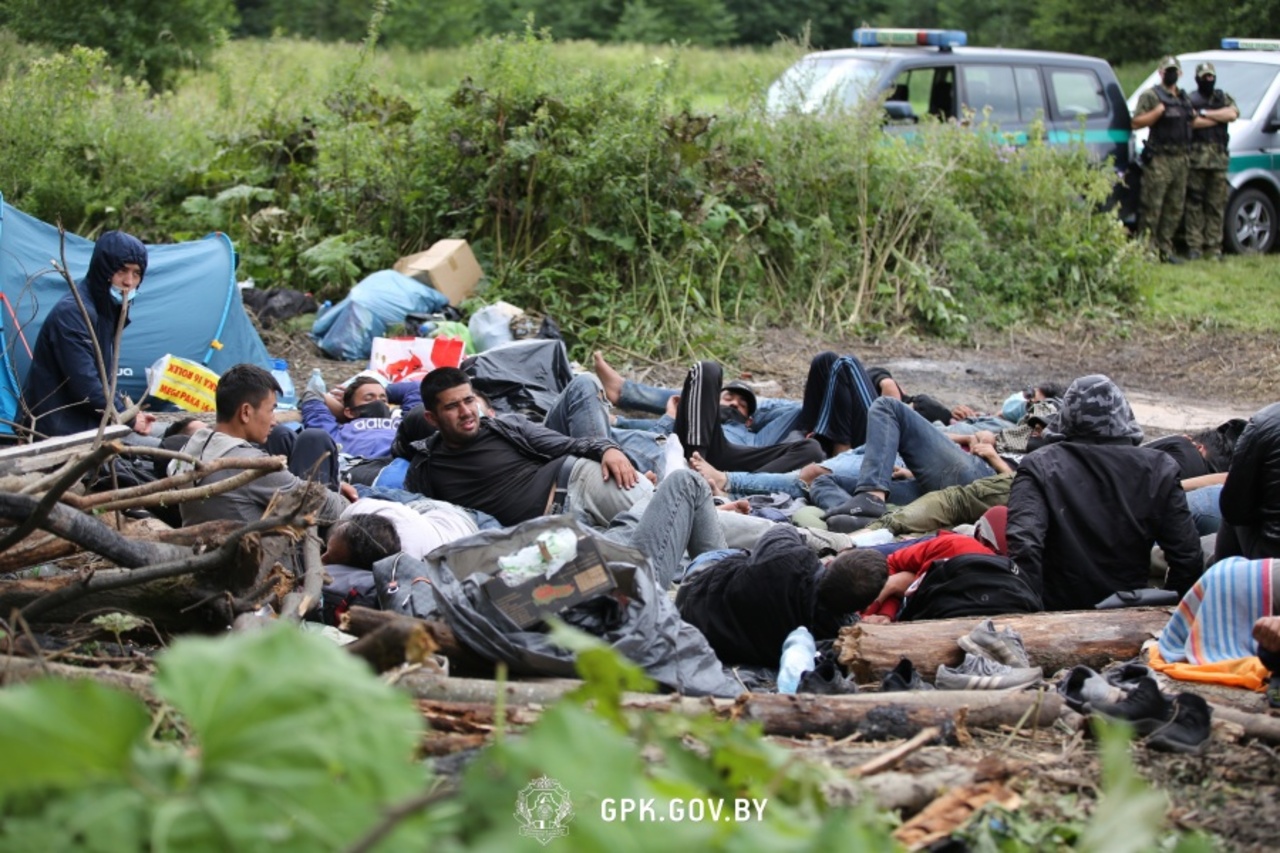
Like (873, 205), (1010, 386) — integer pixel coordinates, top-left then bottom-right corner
(83, 230), (148, 309)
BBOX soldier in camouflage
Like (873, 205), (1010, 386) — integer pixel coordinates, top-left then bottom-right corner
(1131, 56), (1216, 264)
(1184, 62), (1239, 260)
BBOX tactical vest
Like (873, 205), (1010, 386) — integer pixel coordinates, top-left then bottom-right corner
(1148, 86), (1192, 152)
(1190, 89), (1230, 150)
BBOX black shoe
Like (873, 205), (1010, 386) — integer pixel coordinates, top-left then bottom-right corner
(881, 657), (935, 692)
(121, 507), (154, 520)
(1090, 676), (1173, 735)
(823, 491), (886, 520)
(1145, 693), (1212, 753)
(827, 513), (876, 534)
(1104, 662), (1155, 692)
(797, 656), (859, 695)
(1057, 665), (1121, 714)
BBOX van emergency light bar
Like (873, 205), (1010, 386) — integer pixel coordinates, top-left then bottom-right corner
(852, 28), (967, 49)
(1221, 38), (1280, 51)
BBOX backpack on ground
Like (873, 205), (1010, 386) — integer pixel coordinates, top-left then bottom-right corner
(897, 553), (1043, 622)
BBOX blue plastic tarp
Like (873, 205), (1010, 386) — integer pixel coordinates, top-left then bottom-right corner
(310, 269), (449, 361)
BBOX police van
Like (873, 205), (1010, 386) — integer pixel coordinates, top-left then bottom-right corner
(1128, 38), (1280, 254)
(766, 28), (1133, 180)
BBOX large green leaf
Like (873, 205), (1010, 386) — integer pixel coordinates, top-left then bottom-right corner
(0, 680), (148, 794)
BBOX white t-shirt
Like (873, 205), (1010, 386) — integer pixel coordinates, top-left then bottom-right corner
(342, 497), (478, 560)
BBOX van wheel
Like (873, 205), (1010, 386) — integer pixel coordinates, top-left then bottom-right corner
(1225, 188), (1276, 254)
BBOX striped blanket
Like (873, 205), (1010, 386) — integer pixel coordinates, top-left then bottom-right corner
(1158, 557), (1274, 664)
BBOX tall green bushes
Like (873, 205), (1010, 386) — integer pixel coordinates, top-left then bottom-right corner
(0, 35), (1143, 356)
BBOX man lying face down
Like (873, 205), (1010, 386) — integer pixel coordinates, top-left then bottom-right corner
(675, 525), (888, 667)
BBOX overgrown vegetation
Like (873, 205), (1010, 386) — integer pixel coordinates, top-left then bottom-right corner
(0, 624), (1215, 850)
(0, 30), (1149, 358)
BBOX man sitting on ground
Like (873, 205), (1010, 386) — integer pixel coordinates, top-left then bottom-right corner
(300, 375), (422, 484)
(174, 363), (355, 526)
(1006, 374), (1202, 610)
(405, 366), (645, 528)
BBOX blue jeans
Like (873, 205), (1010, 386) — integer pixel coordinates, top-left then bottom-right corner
(857, 397), (994, 495)
(1186, 484), (1223, 535)
(599, 469), (726, 588)
(545, 374), (664, 476)
(809, 471), (922, 511)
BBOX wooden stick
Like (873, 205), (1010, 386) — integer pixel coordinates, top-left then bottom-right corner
(850, 726), (942, 778)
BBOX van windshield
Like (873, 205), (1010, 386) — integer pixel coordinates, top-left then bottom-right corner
(766, 56), (883, 114)
(1202, 61), (1279, 119)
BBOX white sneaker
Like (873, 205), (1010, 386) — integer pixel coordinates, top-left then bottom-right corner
(936, 653), (1043, 690)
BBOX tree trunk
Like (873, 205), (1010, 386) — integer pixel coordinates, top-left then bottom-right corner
(836, 608), (1172, 681)
(340, 606), (495, 677)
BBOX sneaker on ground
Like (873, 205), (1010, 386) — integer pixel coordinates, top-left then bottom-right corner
(935, 653), (1043, 690)
(1090, 676), (1173, 735)
(1103, 662), (1156, 691)
(1144, 692), (1212, 753)
(822, 491), (886, 520)
(797, 657), (860, 695)
(881, 657), (935, 692)
(957, 619), (1031, 668)
(1057, 665), (1123, 714)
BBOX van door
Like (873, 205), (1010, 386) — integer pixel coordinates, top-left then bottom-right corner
(959, 64), (1041, 143)
(1043, 65), (1129, 169)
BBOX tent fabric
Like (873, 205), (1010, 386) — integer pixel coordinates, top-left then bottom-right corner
(310, 270), (450, 361)
(0, 196), (272, 433)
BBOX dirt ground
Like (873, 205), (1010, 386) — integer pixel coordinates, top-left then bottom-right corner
(209, 321), (1280, 848)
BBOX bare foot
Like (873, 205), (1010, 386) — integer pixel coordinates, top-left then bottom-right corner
(644, 470), (658, 486)
(717, 499), (750, 514)
(690, 451), (728, 495)
(797, 463), (833, 485)
(592, 351), (624, 406)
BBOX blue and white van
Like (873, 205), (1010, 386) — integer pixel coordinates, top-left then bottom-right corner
(767, 29), (1134, 180)
(1127, 38), (1280, 254)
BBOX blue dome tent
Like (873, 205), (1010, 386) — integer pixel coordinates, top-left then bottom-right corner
(0, 194), (272, 437)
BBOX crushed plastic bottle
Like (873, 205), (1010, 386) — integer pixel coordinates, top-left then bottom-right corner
(306, 367), (327, 398)
(776, 626), (817, 695)
(270, 358), (296, 410)
(495, 528), (579, 586)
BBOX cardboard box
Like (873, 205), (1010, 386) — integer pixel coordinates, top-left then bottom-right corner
(393, 239), (483, 306)
(368, 335), (465, 382)
(483, 535), (617, 629)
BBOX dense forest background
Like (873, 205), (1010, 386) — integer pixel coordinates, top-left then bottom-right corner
(1, 0), (1278, 90)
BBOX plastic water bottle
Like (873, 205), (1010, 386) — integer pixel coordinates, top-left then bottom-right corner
(306, 368), (327, 398)
(776, 626), (817, 695)
(270, 358), (297, 410)
(316, 299), (332, 318)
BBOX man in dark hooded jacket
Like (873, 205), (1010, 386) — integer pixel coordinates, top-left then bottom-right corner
(1006, 374), (1202, 610)
(21, 231), (156, 439)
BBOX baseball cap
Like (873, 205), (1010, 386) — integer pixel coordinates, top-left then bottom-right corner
(1195, 61), (1216, 77)
(721, 380), (758, 417)
(1158, 55), (1181, 72)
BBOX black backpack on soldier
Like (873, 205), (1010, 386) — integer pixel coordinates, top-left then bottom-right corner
(897, 553), (1043, 622)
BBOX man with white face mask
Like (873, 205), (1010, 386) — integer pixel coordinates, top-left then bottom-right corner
(21, 230), (157, 438)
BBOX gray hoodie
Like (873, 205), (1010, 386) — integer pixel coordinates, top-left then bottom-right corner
(174, 427), (349, 526)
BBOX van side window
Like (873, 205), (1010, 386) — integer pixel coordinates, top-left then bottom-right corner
(1048, 68), (1107, 119)
(963, 65), (1019, 123)
(890, 67), (956, 121)
(1014, 67), (1046, 122)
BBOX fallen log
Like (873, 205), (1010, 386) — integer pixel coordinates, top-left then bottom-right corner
(346, 621), (439, 673)
(837, 609), (1171, 681)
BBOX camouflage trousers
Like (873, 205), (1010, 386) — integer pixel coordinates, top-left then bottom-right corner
(1184, 168), (1230, 255)
(870, 473), (1012, 536)
(1138, 152), (1189, 256)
